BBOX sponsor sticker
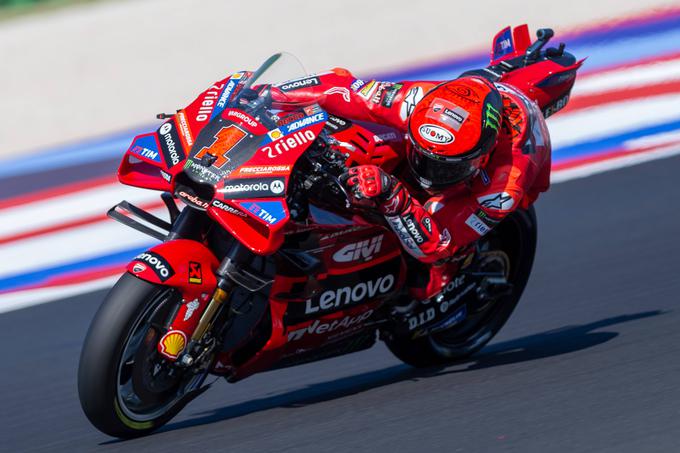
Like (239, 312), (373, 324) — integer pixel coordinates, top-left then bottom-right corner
(211, 199), (247, 217)
(332, 235), (383, 262)
(188, 262), (202, 285)
(387, 216), (425, 258)
(465, 213), (491, 236)
(270, 179), (285, 194)
(350, 79), (366, 92)
(381, 83), (403, 108)
(133, 251), (174, 282)
(278, 76), (321, 92)
(428, 98), (469, 131)
(132, 262), (147, 274)
(261, 129), (316, 158)
(212, 72), (244, 119)
(493, 27), (514, 59)
(234, 164), (292, 176)
(158, 121), (186, 168)
(177, 110), (194, 146)
(225, 109), (260, 130)
(183, 300), (200, 321)
(399, 86), (424, 120)
(284, 112), (326, 133)
(303, 275), (395, 315)
(403, 213), (427, 244)
(419, 124), (454, 144)
(238, 200), (286, 225)
(159, 330), (187, 359)
(195, 82), (224, 122)
(324, 115), (352, 133)
(439, 228), (451, 247)
(178, 190), (210, 210)
(477, 192), (515, 211)
(358, 80), (378, 99)
(287, 310), (374, 342)
(422, 217), (433, 234)
(129, 134), (162, 163)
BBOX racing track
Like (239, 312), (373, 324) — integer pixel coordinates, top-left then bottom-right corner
(3, 155), (680, 452)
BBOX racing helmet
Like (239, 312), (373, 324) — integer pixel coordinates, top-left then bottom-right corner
(406, 77), (503, 189)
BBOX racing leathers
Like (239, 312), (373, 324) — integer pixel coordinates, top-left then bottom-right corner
(272, 68), (551, 278)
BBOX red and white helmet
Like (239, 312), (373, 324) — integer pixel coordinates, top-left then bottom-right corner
(406, 76), (503, 189)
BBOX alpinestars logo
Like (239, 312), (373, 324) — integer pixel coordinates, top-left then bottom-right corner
(400, 86), (424, 120)
(477, 192), (515, 211)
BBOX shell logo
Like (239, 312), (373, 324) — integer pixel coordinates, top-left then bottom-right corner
(159, 330), (187, 359)
(268, 128), (283, 140)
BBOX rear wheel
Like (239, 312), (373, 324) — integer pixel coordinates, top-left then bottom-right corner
(386, 207), (537, 367)
(78, 274), (210, 438)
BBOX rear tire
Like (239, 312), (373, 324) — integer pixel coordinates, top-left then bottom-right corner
(78, 274), (207, 438)
(386, 207), (537, 368)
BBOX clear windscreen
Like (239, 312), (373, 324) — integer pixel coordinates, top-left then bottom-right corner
(243, 52), (308, 91)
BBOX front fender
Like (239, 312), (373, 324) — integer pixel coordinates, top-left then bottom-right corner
(127, 239), (220, 300)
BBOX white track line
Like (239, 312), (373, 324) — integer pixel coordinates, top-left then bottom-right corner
(0, 275), (119, 314)
(551, 143), (680, 183)
(547, 93), (680, 148)
(573, 57), (680, 95)
(0, 183), (158, 238)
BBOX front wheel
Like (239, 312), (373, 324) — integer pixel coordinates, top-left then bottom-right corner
(78, 274), (210, 438)
(385, 206), (537, 368)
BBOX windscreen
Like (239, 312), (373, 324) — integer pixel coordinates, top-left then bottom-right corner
(182, 53), (315, 186)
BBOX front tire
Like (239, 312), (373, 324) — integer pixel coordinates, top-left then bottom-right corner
(386, 207), (537, 368)
(78, 274), (208, 438)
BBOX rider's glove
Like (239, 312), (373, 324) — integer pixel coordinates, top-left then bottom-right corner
(341, 165), (410, 216)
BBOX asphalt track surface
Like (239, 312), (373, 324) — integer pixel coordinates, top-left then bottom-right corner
(3, 156), (680, 452)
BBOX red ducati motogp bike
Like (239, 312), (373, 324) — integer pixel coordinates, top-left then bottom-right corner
(79, 26), (582, 438)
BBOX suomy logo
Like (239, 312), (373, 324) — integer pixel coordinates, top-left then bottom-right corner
(419, 124), (454, 144)
(332, 235), (383, 262)
(304, 274), (395, 314)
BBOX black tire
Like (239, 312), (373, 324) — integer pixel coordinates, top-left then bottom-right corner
(386, 206), (537, 368)
(78, 273), (208, 438)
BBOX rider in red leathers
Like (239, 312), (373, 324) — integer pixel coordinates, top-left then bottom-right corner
(271, 68), (552, 299)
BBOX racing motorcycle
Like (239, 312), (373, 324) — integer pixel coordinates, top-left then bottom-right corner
(78, 25), (582, 438)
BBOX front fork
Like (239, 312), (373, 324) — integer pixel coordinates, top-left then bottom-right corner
(175, 242), (272, 367)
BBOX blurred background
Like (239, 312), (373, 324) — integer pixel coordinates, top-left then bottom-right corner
(1, 0), (680, 451)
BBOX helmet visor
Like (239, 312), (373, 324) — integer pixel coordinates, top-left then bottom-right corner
(407, 142), (482, 188)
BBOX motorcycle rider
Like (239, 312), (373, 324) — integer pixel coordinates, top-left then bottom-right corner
(272, 68), (552, 299)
